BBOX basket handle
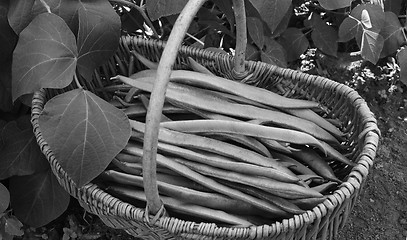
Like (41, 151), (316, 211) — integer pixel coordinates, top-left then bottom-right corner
(142, 0), (207, 218)
(142, 0), (248, 219)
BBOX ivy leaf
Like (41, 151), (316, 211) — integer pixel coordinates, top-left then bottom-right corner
(38, 89), (131, 187)
(7, 0), (35, 34)
(0, 1), (18, 64)
(247, 17), (265, 48)
(146, 0), (188, 21)
(12, 12), (77, 102)
(308, 14), (338, 57)
(0, 116), (50, 180)
(249, 0), (292, 33)
(278, 27), (309, 62)
(317, 0), (352, 10)
(76, 0), (121, 81)
(380, 12), (406, 57)
(0, 183), (9, 213)
(4, 215), (23, 236)
(397, 47), (407, 86)
(9, 168), (70, 227)
(358, 29), (384, 64)
(261, 38), (287, 67)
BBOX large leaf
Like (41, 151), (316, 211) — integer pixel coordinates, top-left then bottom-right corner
(380, 12), (405, 57)
(308, 14), (338, 57)
(146, 0), (188, 21)
(317, 0), (352, 10)
(12, 13), (77, 102)
(358, 29), (384, 64)
(338, 16), (360, 42)
(278, 27), (309, 62)
(247, 17), (265, 48)
(397, 47), (407, 86)
(270, 4), (292, 38)
(0, 116), (49, 180)
(0, 1), (18, 64)
(38, 89), (131, 186)
(351, 4), (385, 32)
(246, 43), (260, 61)
(7, 0), (35, 34)
(0, 183), (9, 213)
(249, 0), (292, 33)
(76, 0), (121, 81)
(261, 38), (287, 67)
(9, 168), (70, 227)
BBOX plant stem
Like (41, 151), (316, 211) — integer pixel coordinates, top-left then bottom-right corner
(39, 0), (51, 13)
(74, 73), (82, 89)
(143, 0), (207, 217)
(109, 0), (159, 38)
(232, 0), (247, 75)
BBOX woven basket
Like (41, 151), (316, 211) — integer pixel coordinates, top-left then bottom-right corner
(31, 2), (380, 239)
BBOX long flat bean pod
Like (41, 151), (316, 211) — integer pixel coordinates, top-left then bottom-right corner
(121, 144), (292, 217)
(159, 119), (329, 155)
(172, 156), (323, 199)
(126, 141), (298, 182)
(130, 69), (321, 109)
(129, 120), (285, 170)
(102, 170), (268, 216)
(114, 75), (338, 143)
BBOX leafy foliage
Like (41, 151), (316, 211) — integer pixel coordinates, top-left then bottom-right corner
(12, 12), (78, 102)
(9, 168), (70, 227)
(38, 89), (131, 187)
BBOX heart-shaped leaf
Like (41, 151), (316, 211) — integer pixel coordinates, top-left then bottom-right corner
(270, 4), (292, 38)
(261, 38), (287, 67)
(76, 0), (121, 81)
(309, 14), (338, 57)
(318, 0), (352, 10)
(0, 1), (18, 64)
(278, 27), (309, 62)
(146, 0), (188, 21)
(380, 11), (406, 57)
(12, 12), (77, 102)
(38, 89), (131, 186)
(397, 47), (407, 86)
(7, 0), (35, 34)
(351, 4), (385, 32)
(0, 183), (9, 213)
(246, 43), (260, 61)
(249, 0), (292, 33)
(9, 168), (70, 227)
(359, 29), (384, 64)
(0, 116), (50, 180)
(247, 17), (265, 48)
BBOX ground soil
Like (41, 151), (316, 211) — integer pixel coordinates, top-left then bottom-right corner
(17, 58), (407, 240)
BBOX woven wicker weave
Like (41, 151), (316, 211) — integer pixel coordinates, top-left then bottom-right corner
(31, 35), (380, 239)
